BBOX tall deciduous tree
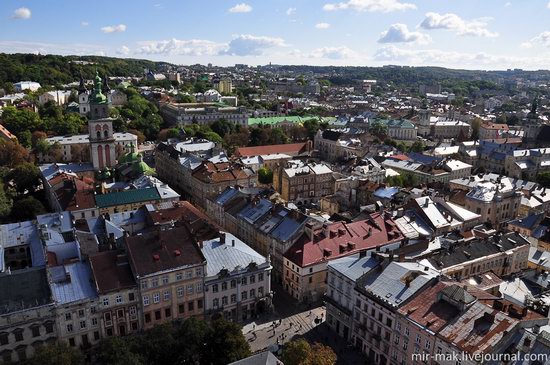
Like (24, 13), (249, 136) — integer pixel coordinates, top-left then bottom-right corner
(6, 162), (42, 194)
(0, 140), (31, 167)
(24, 342), (84, 365)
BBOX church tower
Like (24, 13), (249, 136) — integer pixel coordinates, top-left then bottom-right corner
(417, 105), (431, 137)
(88, 71), (116, 170)
(524, 97), (541, 145)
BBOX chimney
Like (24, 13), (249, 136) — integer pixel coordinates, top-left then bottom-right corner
(232, 239), (235, 247)
(220, 232), (226, 244)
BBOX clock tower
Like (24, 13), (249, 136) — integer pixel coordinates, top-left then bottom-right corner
(88, 71), (116, 170)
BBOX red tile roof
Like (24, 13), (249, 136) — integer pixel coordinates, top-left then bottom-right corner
(89, 251), (137, 294)
(389, 154), (410, 161)
(53, 174), (96, 211)
(234, 142), (309, 157)
(192, 161), (252, 183)
(284, 212), (404, 267)
(397, 281), (460, 333)
(0, 124), (16, 141)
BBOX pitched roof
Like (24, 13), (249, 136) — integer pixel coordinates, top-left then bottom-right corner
(89, 251), (137, 294)
(284, 212), (403, 267)
(125, 226), (211, 277)
(95, 187), (161, 208)
(234, 142), (309, 157)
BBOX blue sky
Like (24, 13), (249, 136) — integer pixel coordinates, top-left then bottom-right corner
(1, 0), (550, 70)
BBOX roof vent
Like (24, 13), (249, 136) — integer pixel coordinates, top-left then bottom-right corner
(153, 254), (160, 261)
(174, 250), (181, 257)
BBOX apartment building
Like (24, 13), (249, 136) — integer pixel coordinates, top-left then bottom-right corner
(283, 213), (404, 302)
(160, 102), (248, 126)
(352, 262), (438, 365)
(201, 232), (272, 322)
(0, 268), (56, 363)
(89, 251), (140, 338)
(273, 160), (334, 203)
(125, 226), (212, 330)
(314, 130), (365, 162)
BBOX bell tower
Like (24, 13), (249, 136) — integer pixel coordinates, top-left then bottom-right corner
(88, 71), (116, 170)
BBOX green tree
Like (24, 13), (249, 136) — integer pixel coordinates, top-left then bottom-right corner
(369, 121), (388, 138)
(96, 337), (144, 365)
(210, 119), (235, 137)
(0, 106), (43, 145)
(204, 318), (251, 365)
(176, 94), (196, 103)
(309, 343), (337, 365)
(49, 113), (86, 135)
(6, 162), (42, 194)
(10, 196), (46, 221)
(24, 342), (84, 365)
(471, 118), (481, 140)
(203, 131), (223, 144)
(282, 339), (312, 365)
(410, 140), (424, 153)
(258, 167), (273, 184)
(0, 182), (12, 218)
(38, 100), (63, 120)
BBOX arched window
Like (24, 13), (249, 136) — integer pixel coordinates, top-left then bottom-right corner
(96, 131), (101, 139)
(104, 130), (109, 138)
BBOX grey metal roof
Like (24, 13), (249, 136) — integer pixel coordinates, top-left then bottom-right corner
(201, 232), (268, 278)
(228, 351), (282, 365)
(328, 253), (380, 281)
(361, 261), (438, 307)
(48, 261), (98, 305)
(0, 267), (53, 314)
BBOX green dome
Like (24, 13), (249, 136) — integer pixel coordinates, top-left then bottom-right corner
(133, 160), (155, 175)
(90, 70), (108, 104)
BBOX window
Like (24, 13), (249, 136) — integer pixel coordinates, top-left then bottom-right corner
(258, 273), (264, 281)
(212, 284), (219, 293)
(242, 291), (248, 300)
(145, 313), (151, 323)
(177, 287), (184, 298)
(141, 280), (148, 289)
(165, 308), (171, 318)
(425, 341), (431, 350)
(179, 304), (185, 314)
(394, 334), (400, 345)
(0, 332), (8, 345)
(258, 286), (264, 296)
(103, 297), (109, 306)
(116, 295), (122, 304)
(250, 289), (255, 298)
(222, 282), (228, 291)
(92, 318), (98, 326)
(67, 324), (74, 333)
(176, 272), (183, 281)
(188, 301), (194, 311)
(80, 321), (87, 329)
(187, 284), (194, 295)
(69, 338), (75, 347)
(162, 275), (169, 285)
(396, 322), (401, 332)
(197, 299), (203, 309)
(31, 326), (40, 338)
(129, 293), (135, 302)
(45, 322), (54, 334)
(309, 277), (313, 284)
(78, 309), (85, 317)
(153, 293), (160, 304)
(65, 313), (72, 321)
(250, 275), (256, 284)
(163, 290), (170, 301)
(416, 334), (421, 344)
(231, 294), (237, 303)
(186, 270), (193, 279)
(196, 267), (203, 277)
(222, 296), (228, 305)
(241, 277), (247, 285)
(196, 283), (203, 293)
(405, 328), (410, 336)
(231, 280), (237, 288)
(214, 298), (220, 308)
(155, 311), (161, 320)
(152, 278), (159, 287)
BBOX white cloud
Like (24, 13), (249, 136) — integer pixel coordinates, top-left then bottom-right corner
(81, 21), (89, 27)
(315, 23), (331, 29)
(373, 45), (550, 69)
(228, 3), (252, 13)
(378, 24), (431, 44)
(323, 0), (416, 13)
(504, 2), (512, 6)
(286, 7), (297, 15)
(137, 38), (226, 56)
(101, 24), (127, 33)
(548, 1), (550, 8)
(419, 12), (498, 37)
(12, 7), (31, 19)
(310, 46), (355, 59)
(524, 31), (550, 48)
(225, 34), (286, 56)
(117, 45), (130, 55)
(0, 40), (105, 56)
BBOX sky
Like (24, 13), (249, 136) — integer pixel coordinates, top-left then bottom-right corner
(1, 0), (550, 70)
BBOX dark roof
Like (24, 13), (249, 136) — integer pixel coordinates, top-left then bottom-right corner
(440, 284), (476, 305)
(235, 142), (309, 157)
(125, 226), (209, 277)
(95, 187), (161, 208)
(427, 232), (529, 270)
(508, 213), (545, 231)
(0, 267), (52, 314)
(228, 351), (282, 365)
(89, 251), (137, 294)
(321, 130), (342, 141)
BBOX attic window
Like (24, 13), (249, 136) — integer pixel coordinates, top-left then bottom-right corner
(323, 248), (332, 257)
